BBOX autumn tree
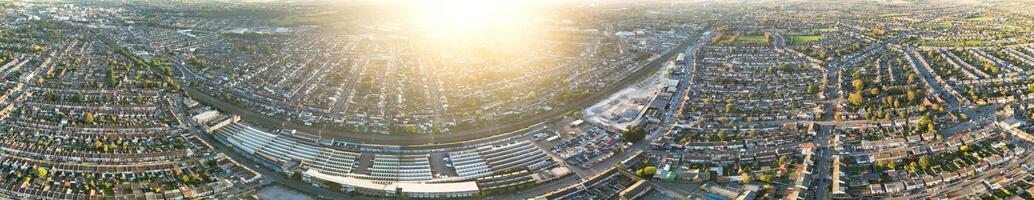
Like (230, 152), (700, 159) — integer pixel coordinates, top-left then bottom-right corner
(849, 92), (865, 106)
(919, 156), (930, 169)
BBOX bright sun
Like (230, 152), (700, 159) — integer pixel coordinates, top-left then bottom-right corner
(410, 0), (532, 34)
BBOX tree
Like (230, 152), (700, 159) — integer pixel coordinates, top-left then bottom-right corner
(759, 174), (773, 183)
(887, 161), (896, 170)
(740, 172), (752, 184)
(36, 168), (47, 178)
(919, 156), (930, 169)
(636, 166), (657, 178)
(870, 88), (880, 96)
(290, 171), (303, 181)
(853, 79), (865, 91)
(983, 62), (999, 74)
(849, 92), (865, 106)
(326, 181), (342, 191)
(83, 112), (95, 124)
(107, 69), (117, 86)
(623, 126), (646, 143)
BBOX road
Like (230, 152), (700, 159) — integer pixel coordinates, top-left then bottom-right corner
(810, 126), (834, 200)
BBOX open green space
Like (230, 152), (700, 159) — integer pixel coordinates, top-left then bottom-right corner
(878, 13), (910, 17)
(965, 16), (992, 22)
(735, 35), (768, 45)
(790, 35), (824, 44)
(270, 10), (340, 26)
(916, 40), (988, 47)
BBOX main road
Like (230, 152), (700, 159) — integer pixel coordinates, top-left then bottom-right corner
(181, 24), (711, 146)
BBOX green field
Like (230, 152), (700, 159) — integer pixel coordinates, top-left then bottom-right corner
(878, 13), (910, 17)
(916, 40), (988, 47)
(269, 11), (340, 26)
(965, 16), (992, 22)
(791, 35), (824, 44)
(735, 35), (767, 45)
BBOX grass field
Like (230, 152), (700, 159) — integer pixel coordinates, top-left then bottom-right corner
(791, 35), (824, 44)
(965, 16), (992, 22)
(735, 35), (767, 45)
(917, 40), (987, 47)
(878, 13), (910, 17)
(270, 11), (339, 26)
(803, 28), (835, 33)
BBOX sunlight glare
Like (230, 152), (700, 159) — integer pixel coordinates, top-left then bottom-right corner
(411, 0), (531, 34)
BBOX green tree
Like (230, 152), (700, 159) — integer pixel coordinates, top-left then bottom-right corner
(759, 174), (773, 183)
(83, 112), (95, 124)
(326, 181), (342, 191)
(636, 166), (657, 178)
(623, 126), (646, 143)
